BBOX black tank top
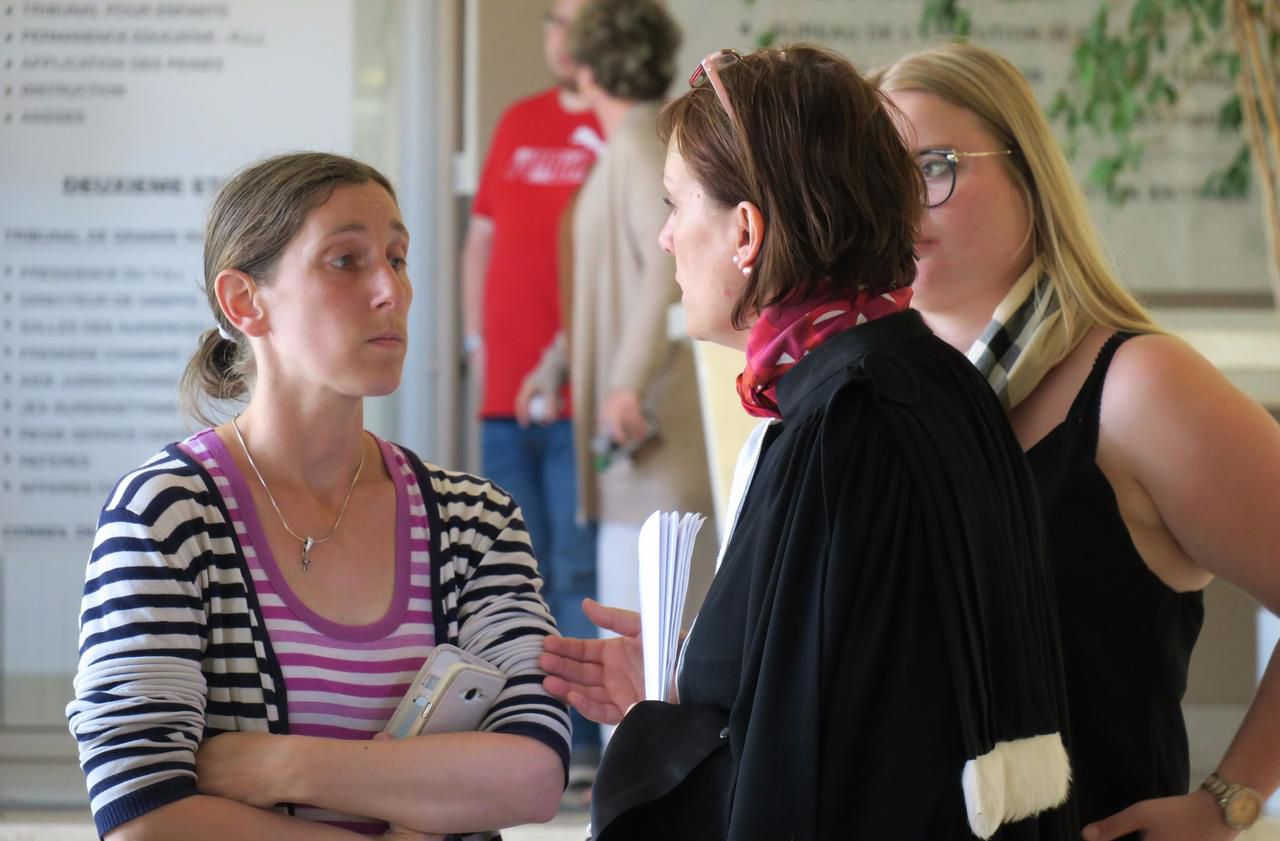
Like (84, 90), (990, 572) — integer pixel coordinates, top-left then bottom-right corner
(1026, 332), (1204, 834)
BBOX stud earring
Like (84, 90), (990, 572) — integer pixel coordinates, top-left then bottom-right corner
(731, 255), (740, 264)
(742, 266), (753, 277)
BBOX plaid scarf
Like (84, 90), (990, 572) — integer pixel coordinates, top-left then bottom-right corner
(966, 262), (1079, 410)
(737, 287), (914, 419)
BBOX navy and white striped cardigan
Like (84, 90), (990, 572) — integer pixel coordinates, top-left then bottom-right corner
(67, 442), (571, 837)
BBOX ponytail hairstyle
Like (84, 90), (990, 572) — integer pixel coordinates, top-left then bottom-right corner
(179, 152), (396, 425)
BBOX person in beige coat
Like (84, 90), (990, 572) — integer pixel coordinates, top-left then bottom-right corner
(518, 0), (715, 622)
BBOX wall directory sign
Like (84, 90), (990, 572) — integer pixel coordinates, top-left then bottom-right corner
(0, 0), (353, 726)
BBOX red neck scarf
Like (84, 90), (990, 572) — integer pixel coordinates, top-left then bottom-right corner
(736, 287), (914, 419)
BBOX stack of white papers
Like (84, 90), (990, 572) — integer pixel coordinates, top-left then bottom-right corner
(637, 510), (707, 702)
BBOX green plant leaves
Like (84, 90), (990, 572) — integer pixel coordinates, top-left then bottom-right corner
(932, 0), (1258, 206)
(920, 0), (972, 39)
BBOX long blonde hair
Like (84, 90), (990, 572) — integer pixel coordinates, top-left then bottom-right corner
(875, 42), (1161, 356)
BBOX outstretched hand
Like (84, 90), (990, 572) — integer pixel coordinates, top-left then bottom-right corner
(1082, 792), (1240, 841)
(539, 598), (646, 725)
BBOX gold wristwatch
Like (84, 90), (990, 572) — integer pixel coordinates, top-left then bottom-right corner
(1201, 771), (1264, 831)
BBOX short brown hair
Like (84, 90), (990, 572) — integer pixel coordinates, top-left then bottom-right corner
(569, 0), (680, 101)
(179, 152), (397, 424)
(658, 45), (921, 328)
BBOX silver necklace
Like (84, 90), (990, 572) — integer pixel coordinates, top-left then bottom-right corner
(231, 415), (366, 572)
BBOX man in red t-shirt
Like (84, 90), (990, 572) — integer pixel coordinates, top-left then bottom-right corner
(458, 0), (604, 790)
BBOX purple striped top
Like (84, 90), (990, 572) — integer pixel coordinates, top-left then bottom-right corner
(181, 429), (435, 835)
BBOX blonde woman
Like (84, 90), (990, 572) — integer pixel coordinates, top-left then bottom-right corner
(67, 153), (567, 839)
(877, 42), (1280, 841)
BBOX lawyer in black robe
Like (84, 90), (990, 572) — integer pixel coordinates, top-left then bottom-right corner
(591, 310), (1076, 840)
(535, 42), (1078, 841)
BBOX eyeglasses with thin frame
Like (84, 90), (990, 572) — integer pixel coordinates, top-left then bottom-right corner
(918, 148), (1014, 208)
(688, 48), (744, 128)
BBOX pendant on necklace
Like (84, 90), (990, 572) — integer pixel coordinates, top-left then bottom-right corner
(300, 536), (316, 572)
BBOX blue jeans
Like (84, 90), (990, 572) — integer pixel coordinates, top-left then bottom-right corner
(481, 418), (600, 758)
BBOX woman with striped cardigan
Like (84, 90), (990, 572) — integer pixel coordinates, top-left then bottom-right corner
(67, 153), (569, 840)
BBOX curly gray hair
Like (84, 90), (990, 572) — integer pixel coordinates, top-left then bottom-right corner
(568, 0), (681, 101)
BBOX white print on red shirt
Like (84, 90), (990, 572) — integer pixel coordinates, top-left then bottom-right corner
(504, 146), (593, 185)
(571, 125), (607, 156)
(503, 125), (603, 186)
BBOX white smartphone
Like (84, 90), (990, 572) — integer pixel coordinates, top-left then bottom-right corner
(384, 644), (506, 739)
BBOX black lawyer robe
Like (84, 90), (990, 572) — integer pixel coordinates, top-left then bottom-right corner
(591, 310), (1077, 840)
